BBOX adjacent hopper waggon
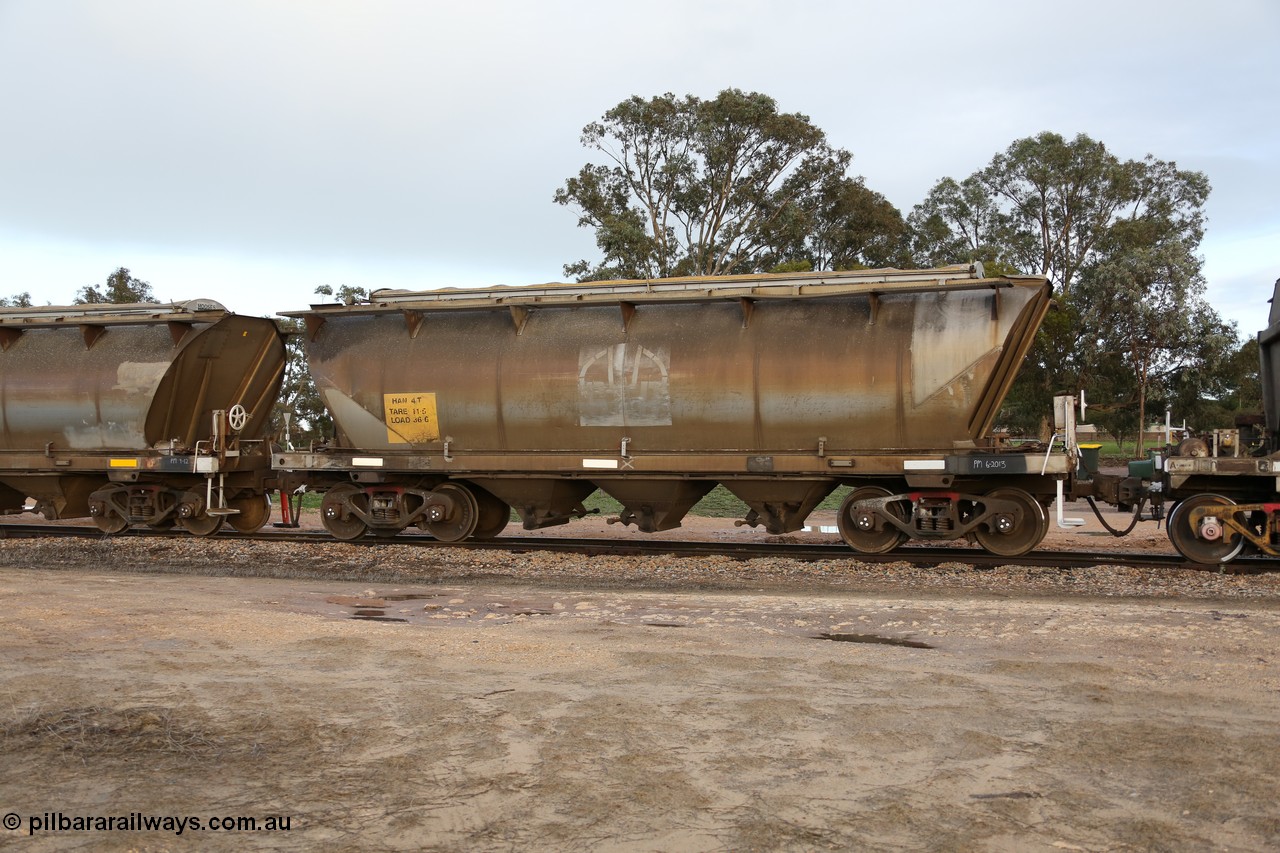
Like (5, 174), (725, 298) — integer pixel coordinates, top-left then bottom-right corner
(278, 264), (1073, 556)
(0, 300), (286, 535)
(1150, 276), (1280, 563)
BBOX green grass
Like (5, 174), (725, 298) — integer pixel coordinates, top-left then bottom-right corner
(290, 483), (852, 521)
(1078, 439), (1125, 456)
(584, 484), (851, 519)
(1077, 438), (1164, 466)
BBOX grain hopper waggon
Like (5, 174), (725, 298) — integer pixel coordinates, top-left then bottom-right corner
(277, 264), (1074, 556)
(0, 299), (286, 535)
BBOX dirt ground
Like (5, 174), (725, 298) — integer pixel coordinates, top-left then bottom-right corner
(1, 535), (1279, 852)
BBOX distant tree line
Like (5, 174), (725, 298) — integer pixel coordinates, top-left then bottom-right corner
(2, 266), (158, 307)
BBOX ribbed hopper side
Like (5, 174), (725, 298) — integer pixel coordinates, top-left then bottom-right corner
(289, 266), (1050, 459)
(0, 301), (285, 453)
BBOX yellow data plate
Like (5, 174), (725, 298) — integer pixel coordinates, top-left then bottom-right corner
(383, 393), (440, 444)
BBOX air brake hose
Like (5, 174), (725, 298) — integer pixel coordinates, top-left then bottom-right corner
(1084, 496), (1147, 537)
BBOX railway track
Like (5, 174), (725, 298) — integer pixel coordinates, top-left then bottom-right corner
(1, 521), (1272, 573)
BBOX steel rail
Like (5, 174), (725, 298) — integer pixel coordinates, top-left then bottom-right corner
(1, 521), (1272, 573)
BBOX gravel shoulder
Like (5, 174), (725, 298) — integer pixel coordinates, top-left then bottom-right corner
(1, 517), (1278, 851)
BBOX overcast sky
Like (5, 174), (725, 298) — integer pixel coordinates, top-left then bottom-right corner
(1, 0), (1276, 336)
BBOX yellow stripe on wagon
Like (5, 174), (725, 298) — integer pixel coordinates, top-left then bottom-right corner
(109, 458), (139, 468)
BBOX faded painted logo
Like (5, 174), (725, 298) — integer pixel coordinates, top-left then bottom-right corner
(578, 344), (672, 427)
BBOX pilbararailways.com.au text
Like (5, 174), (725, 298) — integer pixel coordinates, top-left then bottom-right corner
(4, 811), (291, 836)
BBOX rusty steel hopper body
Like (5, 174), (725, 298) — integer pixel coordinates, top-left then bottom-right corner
(0, 299), (285, 533)
(279, 265), (1068, 550)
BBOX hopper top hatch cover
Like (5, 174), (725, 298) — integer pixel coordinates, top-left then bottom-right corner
(284, 264), (1047, 318)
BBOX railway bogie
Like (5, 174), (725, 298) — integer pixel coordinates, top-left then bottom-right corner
(301, 474), (513, 542)
(834, 479), (1054, 557)
(1154, 452), (1280, 563)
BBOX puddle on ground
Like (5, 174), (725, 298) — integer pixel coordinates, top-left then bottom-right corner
(1209, 611), (1248, 621)
(352, 611), (409, 622)
(803, 525), (839, 534)
(317, 588), (941, 648)
(814, 632), (933, 649)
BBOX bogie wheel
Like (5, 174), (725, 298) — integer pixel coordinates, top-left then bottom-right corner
(93, 511), (130, 535)
(469, 485), (511, 540)
(837, 486), (909, 554)
(424, 482), (480, 543)
(973, 488), (1048, 557)
(180, 513), (224, 536)
(89, 487), (130, 535)
(177, 489), (225, 536)
(175, 490), (225, 536)
(321, 483), (369, 542)
(1167, 493), (1245, 565)
(228, 493), (272, 534)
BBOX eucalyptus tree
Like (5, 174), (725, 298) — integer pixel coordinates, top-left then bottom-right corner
(1076, 221), (1232, 452)
(907, 175), (1026, 273)
(556, 89), (883, 280)
(911, 132), (1208, 293)
(1066, 150), (1224, 445)
(1215, 337), (1264, 417)
(909, 132), (1225, 437)
(976, 132), (1140, 292)
(796, 174), (909, 271)
(272, 317), (333, 446)
(75, 267), (158, 304)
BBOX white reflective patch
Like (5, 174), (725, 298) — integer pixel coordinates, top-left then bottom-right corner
(353, 457), (384, 467)
(910, 290), (1008, 408)
(583, 459), (619, 469)
(903, 460), (946, 471)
